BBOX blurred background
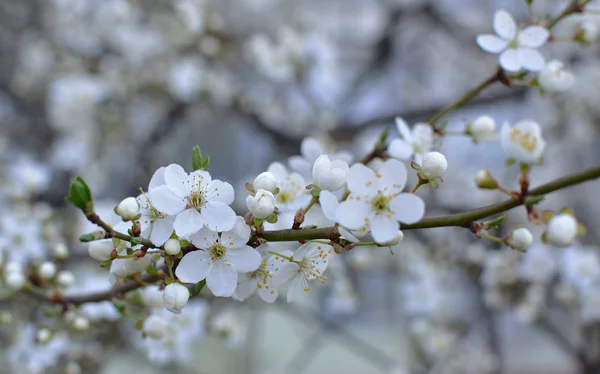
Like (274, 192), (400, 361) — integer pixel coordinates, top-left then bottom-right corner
(1, 0), (600, 373)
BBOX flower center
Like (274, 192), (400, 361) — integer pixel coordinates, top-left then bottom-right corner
(371, 192), (392, 214)
(209, 243), (227, 260)
(188, 191), (205, 209)
(277, 191), (293, 204)
(509, 128), (537, 151)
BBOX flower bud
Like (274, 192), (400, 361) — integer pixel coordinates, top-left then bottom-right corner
(38, 262), (57, 280)
(164, 238), (182, 256)
(163, 283), (190, 314)
(36, 328), (53, 344)
(53, 242), (69, 260)
(579, 21), (597, 43)
(5, 271), (25, 290)
(546, 214), (577, 247)
(469, 116), (497, 142)
(88, 239), (114, 261)
(377, 230), (404, 246)
(253, 172), (278, 193)
(143, 315), (170, 339)
(475, 169), (498, 189)
(5, 262), (22, 274)
(312, 155), (349, 191)
(506, 228), (533, 252)
(57, 271), (76, 287)
(246, 189), (276, 219)
(421, 152), (447, 180)
(72, 316), (90, 331)
(66, 176), (94, 215)
(117, 197), (139, 221)
(538, 60), (574, 92)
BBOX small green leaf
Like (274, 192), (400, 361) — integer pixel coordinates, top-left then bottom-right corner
(203, 156), (210, 170)
(378, 127), (390, 144)
(79, 231), (105, 242)
(146, 266), (159, 276)
(253, 218), (264, 227)
(113, 300), (127, 315)
(192, 145), (203, 171)
(560, 207), (575, 216)
(65, 176), (94, 215)
(540, 210), (554, 223)
(100, 260), (111, 268)
(195, 279), (206, 294)
(483, 215), (506, 230)
(245, 183), (256, 194)
(577, 224), (587, 236)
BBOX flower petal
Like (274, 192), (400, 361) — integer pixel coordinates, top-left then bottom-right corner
(346, 164), (377, 196)
(267, 162), (288, 182)
(391, 193), (425, 224)
(301, 137), (324, 162)
(206, 259), (238, 297)
(370, 215), (399, 244)
(272, 261), (299, 286)
(233, 274), (257, 301)
(499, 49), (522, 72)
(319, 190), (339, 222)
(174, 208), (204, 237)
(518, 48), (545, 71)
(175, 250), (212, 283)
(164, 163), (189, 197)
(221, 217), (251, 248)
(494, 9), (517, 40)
(205, 180), (235, 205)
(189, 226), (218, 249)
(148, 167), (166, 191)
(149, 218), (174, 246)
(201, 201), (236, 232)
(377, 159), (407, 193)
(518, 26), (549, 48)
(257, 283), (278, 303)
(388, 139), (414, 160)
(227, 246), (261, 272)
(287, 274), (307, 303)
(288, 156), (312, 177)
(395, 117), (412, 141)
(336, 200), (371, 230)
(147, 185), (186, 215)
(476, 34), (508, 53)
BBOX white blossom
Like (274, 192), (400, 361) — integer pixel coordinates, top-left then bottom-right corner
(88, 239), (114, 261)
(116, 196), (139, 221)
(252, 171), (278, 193)
(163, 283), (190, 314)
(234, 248), (289, 303)
(137, 167), (175, 246)
(477, 9), (548, 72)
(500, 120), (546, 164)
(546, 213), (578, 247)
(38, 262), (57, 280)
(266, 162), (311, 212)
(246, 189), (276, 219)
(538, 60), (574, 92)
(421, 152), (447, 180)
(388, 117), (433, 165)
(469, 115), (497, 142)
(506, 227), (533, 252)
(311, 154), (349, 191)
(288, 137), (353, 179)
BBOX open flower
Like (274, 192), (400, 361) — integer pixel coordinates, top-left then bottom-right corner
(233, 247), (288, 303)
(388, 117), (433, 165)
(312, 155), (349, 191)
(477, 9), (549, 72)
(149, 164), (236, 236)
(288, 137), (353, 179)
(500, 120), (545, 164)
(335, 159), (425, 244)
(175, 217), (261, 297)
(267, 162), (311, 212)
(137, 167), (175, 246)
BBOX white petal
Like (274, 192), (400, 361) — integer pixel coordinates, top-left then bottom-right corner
(148, 167), (166, 191)
(336, 200), (370, 230)
(288, 156), (312, 177)
(221, 217), (251, 248)
(391, 193), (425, 224)
(175, 250), (212, 283)
(164, 163), (189, 197)
(319, 190), (339, 222)
(518, 48), (545, 71)
(338, 227), (360, 242)
(518, 26), (549, 48)
(395, 117), (412, 141)
(227, 246), (261, 272)
(272, 261), (299, 286)
(267, 162), (288, 181)
(370, 215), (399, 244)
(233, 275), (257, 301)
(346, 164), (378, 196)
(147, 186), (186, 215)
(149, 218), (174, 246)
(206, 259), (238, 297)
(499, 49), (522, 72)
(173, 208), (204, 237)
(287, 274), (307, 303)
(377, 159), (407, 193)
(301, 137), (324, 162)
(257, 283), (278, 303)
(189, 226), (219, 249)
(201, 201), (236, 232)
(388, 139), (414, 160)
(494, 9), (517, 40)
(205, 180), (234, 205)
(476, 34), (508, 53)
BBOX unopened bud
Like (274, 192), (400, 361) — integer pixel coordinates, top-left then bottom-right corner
(505, 227), (533, 252)
(53, 243), (69, 260)
(56, 271), (76, 287)
(475, 169), (498, 189)
(164, 239), (181, 256)
(117, 197), (139, 221)
(36, 328), (53, 344)
(38, 262), (57, 280)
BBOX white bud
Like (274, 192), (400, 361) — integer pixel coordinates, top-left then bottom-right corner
(88, 239), (114, 261)
(143, 315), (170, 339)
(117, 197), (139, 221)
(5, 271), (25, 290)
(5, 262), (22, 274)
(377, 230), (404, 246)
(580, 21), (597, 43)
(36, 328), (53, 344)
(164, 239), (182, 256)
(163, 283), (190, 314)
(506, 228), (533, 252)
(474, 169), (498, 189)
(246, 189), (276, 219)
(56, 271), (76, 287)
(312, 155), (349, 191)
(253, 172), (278, 193)
(53, 242), (69, 259)
(72, 316), (90, 331)
(38, 262), (57, 280)
(142, 285), (164, 308)
(470, 116), (497, 142)
(421, 152), (447, 180)
(546, 214), (578, 247)
(538, 60), (574, 92)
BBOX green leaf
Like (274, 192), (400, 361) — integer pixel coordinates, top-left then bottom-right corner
(378, 127), (390, 144)
(202, 156), (210, 170)
(195, 279), (206, 294)
(266, 213), (278, 224)
(483, 215), (506, 230)
(192, 145), (203, 171)
(146, 266), (159, 276)
(130, 237), (142, 246)
(245, 183), (256, 194)
(65, 176), (94, 215)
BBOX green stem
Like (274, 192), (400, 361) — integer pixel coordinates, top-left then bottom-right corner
(87, 213), (158, 248)
(267, 251), (293, 262)
(303, 196), (318, 215)
(481, 233), (506, 244)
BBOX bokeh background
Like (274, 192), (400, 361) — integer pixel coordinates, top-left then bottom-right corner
(1, 0), (600, 373)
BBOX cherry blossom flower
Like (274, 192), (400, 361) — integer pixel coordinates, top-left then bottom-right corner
(266, 162), (311, 212)
(312, 154), (349, 191)
(288, 137), (353, 179)
(500, 120), (546, 164)
(388, 117), (433, 165)
(233, 247), (290, 303)
(137, 167), (175, 246)
(149, 164), (236, 237)
(538, 60), (574, 92)
(561, 246), (600, 291)
(175, 217), (261, 297)
(335, 159), (425, 244)
(476, 9), (549, 72)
